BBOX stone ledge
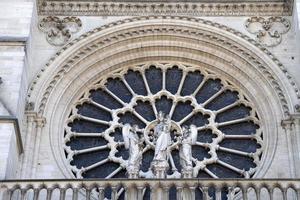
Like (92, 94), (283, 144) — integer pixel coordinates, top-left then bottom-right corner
(38, 1), (292, 16)
(0, 116), (24, 154)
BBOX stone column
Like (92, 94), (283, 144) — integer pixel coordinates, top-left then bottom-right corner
(281, 114), (300, 178)
(31, 116), (46, 178)
(21, 111), (37, 178)
(151, 184), (168, 200)
(284, 113), (300, 178)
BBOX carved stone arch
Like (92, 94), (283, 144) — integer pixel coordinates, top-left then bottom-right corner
(27, 16), (299, 179)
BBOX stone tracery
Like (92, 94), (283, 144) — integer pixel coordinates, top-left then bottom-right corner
(64, 63), (263, 179)
(11, 13), (300, 200)
(24, 16), (299, 186)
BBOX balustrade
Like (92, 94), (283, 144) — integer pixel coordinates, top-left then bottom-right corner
(1, 179), (300, 200)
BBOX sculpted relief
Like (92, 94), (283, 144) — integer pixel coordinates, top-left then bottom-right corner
(245, 17), (290, 47)
(123, 111), (197, 179)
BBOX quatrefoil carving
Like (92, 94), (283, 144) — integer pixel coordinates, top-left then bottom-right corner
(245, 17), (290, 47)
(39, 16), (82, 46)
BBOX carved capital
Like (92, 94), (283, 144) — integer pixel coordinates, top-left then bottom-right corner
(281, 118), (295, 131)
(25, 101), (35, 111)
(26, 111), (38, 123)
(38, 16), (82, 46)
(35, 117), (46, 128)
(290, 113), (300, 123)
(281, 107), (300, 131)
(245, 17), (290, 47)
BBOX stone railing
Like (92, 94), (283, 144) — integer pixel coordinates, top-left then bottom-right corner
(1, 179), (300, 200)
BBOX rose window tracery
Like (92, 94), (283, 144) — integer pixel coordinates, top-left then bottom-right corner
(64, 63), (263, 180)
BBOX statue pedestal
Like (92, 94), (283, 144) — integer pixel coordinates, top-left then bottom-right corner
(151, 160), (169, 179)
(127, 166), (139, 179)
(182, 167), (193, 178)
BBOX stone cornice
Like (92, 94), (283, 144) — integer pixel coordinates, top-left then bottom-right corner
(38, 1), (292, 16)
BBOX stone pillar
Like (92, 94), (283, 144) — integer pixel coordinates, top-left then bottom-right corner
(293, 115), (300, 175)
(20, 112), (46, 179)
(151, 185), (169, 200)
(21, 111), (37, 178)
(281, 114), (300, 178)
(32, 116), (46, 178)
(282, 112), (300, 178)
(126, 165), (140, 199)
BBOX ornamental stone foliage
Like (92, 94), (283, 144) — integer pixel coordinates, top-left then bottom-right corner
(245, 16), (290, 47)
(38, 16), (82, 46)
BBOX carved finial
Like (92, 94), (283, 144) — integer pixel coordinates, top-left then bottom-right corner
(38, 16), (82, 46)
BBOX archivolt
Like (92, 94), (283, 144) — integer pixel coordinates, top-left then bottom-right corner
(27, 16), (299, 118)
(26, 16), (300, 179)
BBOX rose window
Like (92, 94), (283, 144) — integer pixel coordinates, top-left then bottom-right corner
(64, 63), (263, 180)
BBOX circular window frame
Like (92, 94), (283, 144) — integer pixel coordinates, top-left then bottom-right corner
(28, 17), (298, 180)
(63, 62), (264, 179)
(47, 58), (277, 179)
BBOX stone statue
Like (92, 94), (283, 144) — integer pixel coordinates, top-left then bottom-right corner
(179, 125), (197, 173)
(153, 112), (172, 162)
(122, 124), (143, 178)
(153, 111), (165, 139)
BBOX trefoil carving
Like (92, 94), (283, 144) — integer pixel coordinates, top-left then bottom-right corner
(38, 16), (82, 46)
(245, 17), (290, 47)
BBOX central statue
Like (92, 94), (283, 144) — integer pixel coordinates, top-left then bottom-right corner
(153, 111), (172, 162)
(121, 111), (199, 198)
(122, 111), (198, 179)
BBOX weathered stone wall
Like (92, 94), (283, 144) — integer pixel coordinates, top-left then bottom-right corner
(0, 1), (33, 179)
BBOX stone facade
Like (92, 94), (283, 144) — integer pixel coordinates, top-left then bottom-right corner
(0, 1), (33, 181)
(1, 0), (300, 199)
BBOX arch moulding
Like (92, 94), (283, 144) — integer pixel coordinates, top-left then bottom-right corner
(26, 16), (300, 179)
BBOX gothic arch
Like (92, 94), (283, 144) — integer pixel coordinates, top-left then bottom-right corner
(27, 16), (299, 179)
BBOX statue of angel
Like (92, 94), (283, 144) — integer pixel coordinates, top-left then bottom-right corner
(179, 125), (197, 171)
(122, 124), (143, 176)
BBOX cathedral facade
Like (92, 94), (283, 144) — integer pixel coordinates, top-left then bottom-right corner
(1, 0), (300, 199)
